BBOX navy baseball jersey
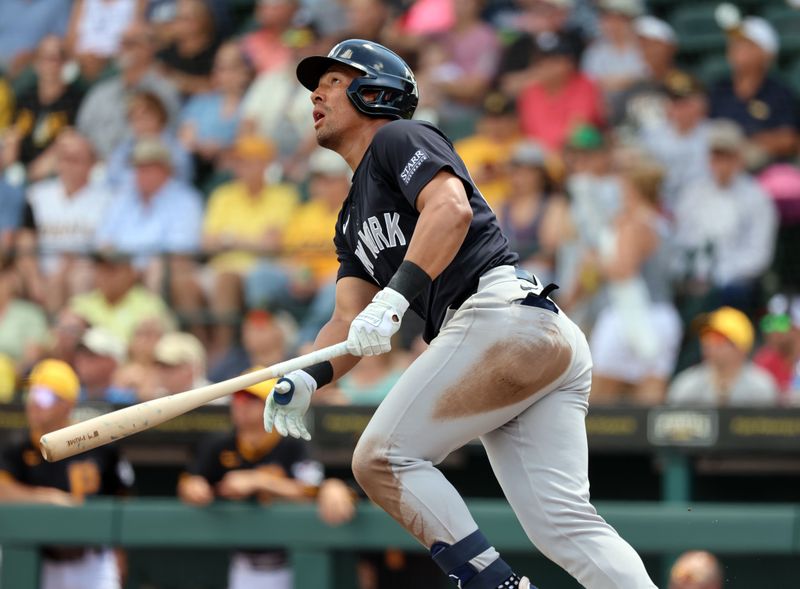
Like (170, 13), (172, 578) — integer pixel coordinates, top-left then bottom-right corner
(0, 432), (134, 498)
(188, 431), (322, 490)
(334, 119), (518, 342)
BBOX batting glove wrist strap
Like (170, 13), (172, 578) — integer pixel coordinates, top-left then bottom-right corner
(303, 361), (334, 389)
(387, 260), (432, 304)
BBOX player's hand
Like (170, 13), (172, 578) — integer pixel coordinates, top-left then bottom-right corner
(317, 478), (356, 526)
(217, 470), (260, 500)
(178, 475), (214, 506)
(347, 288), (409, 356)
(263, 370), (317, 441)
(33, 487), (78, 507)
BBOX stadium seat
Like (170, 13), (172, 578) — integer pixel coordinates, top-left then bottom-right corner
(696, 52), (730, 86)
(670, 3), (727, 54)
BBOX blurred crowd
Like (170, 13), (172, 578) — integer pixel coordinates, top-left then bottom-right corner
(0, 0), (799, 418)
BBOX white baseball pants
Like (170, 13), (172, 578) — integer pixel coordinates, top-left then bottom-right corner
(228, 554), (292, 589)
(41, 548), (120, 589)
(352, 265), (657, 589)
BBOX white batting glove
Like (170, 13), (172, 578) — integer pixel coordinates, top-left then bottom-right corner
(347, 288), (409, 356)
(263, 370), (317, 441)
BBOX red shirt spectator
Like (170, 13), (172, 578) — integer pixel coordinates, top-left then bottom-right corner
(517, 32), (604, 151)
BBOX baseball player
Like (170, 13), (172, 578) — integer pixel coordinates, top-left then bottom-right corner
(0, 359), (134, 589)
(178, 375), (354, 589)
(263, 39), (658, 589)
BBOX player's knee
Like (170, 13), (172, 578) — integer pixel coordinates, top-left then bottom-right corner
(351, 435), (393, 501)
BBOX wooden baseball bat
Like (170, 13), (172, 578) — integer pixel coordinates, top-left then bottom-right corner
(40, 341), (350, 462)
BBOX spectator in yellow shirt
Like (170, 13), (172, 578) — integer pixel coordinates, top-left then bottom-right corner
(68, 250), (175, 344)
(454, 92), (523, 210)
(201, 135), (299, 354)
(246, 149), (349, 345)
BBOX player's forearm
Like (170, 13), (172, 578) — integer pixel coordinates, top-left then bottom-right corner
(404, 193), (472, 280)
(313, 318), (360, 381)
(0, 482), (63, 504)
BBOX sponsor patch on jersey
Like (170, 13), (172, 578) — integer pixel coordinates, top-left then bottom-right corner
(400, 149), (428, 185)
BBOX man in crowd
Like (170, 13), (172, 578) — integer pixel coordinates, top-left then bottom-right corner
(94, 137), (204, 333)
(18, 129), (112, 314)
(74, 326), (134, 404)
(0, 358), (134, 589)
(76, 20), (181, 158)
(638, 71), (710, 212)
(177, 375), (355, 589)
(517, 30), (604, 151)
(668, 306), (779, 406)
(153, 331), (210, 397)
(68, 250), (173, 345)
(672, 119), (777, 312)
(710, 16), (798, 161)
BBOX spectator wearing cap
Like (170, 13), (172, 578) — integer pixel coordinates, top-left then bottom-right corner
(0, 256), (49, 372)
(68, 250), (174, 344)
(209, 308), (294, 383)
(154, 0), (220, 96)
(105, 90), (193, 189)
(667, 306), (779, 406)
(672, 119), (778, 312)
(611, 15), (679, 129)
(75, 326), (136, 404)
(587, 160), (682, 405)
(152, 331), (210, 399)
(177, 370), (355, 589)
(710, 16), (798, 160)
(668, 551), (723, 589)
(179, 42), (254, 188)
(95, 137), (204, 331)
(0, 358), (134, 589)
(581, 0), (647, 104)
(0, 0), (72, 79)
(76, 20), (181, 158)
(17, 129), (113, 314)
(202, 135), (300, 355)
(454, 92), (524, 210)
(498, 141), (565, 284)
(6, 36), (86, 182)
(754, 293), (800, 404)
(496, 0), (589, 98)
(517, 31), (604, 151)
(638, 71), (711, 212)
(245, 149), (348, 342)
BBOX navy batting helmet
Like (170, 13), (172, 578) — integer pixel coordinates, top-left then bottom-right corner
(296, 39), (418, 120)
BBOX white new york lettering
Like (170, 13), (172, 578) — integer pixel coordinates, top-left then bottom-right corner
(383, 212), (405, 247)
(357, 221), (380, 256)
(368, 216), (390, 250)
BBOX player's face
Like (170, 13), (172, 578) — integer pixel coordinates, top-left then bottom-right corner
(310, 65), (366, 150)
(231, 391), (266, 431)
(25, 388), (72, 432)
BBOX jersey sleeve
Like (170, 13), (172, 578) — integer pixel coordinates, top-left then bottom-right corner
(371, 121), (473, 209)
(334, 210), (376, 284)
